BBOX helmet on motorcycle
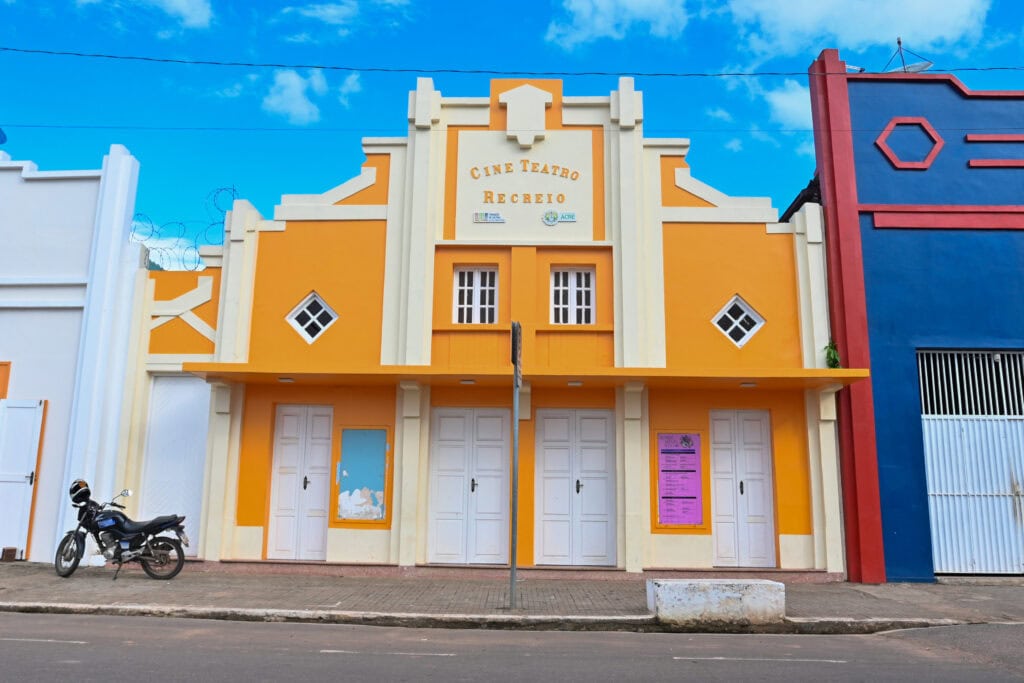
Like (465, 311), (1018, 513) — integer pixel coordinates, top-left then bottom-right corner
(69, 479), (91, 507)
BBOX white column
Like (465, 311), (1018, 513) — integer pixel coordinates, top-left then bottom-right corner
(199, 383), (233, 560)
(396, 381), (423, 566)
(621, 382), (647, 572)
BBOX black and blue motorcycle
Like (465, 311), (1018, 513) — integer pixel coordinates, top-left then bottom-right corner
(55, 479), (189, 580)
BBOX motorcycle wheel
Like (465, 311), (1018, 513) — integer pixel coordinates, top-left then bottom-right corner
(140, 537), (184, 580)
(54, 534), (82, 578)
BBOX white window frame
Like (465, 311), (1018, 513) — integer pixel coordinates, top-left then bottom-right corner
(287, 292), (338, 344)
(453, 267), (498, 324)
(712, 294), (765, 348)
(550, 267), (595, 325)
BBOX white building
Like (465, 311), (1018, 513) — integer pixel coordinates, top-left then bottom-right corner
(0, 145), (141, 561)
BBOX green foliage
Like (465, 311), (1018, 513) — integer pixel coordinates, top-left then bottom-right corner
(825, 340), (841, 369)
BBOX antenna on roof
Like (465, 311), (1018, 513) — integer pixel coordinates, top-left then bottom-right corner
(883, 36), (934, 73)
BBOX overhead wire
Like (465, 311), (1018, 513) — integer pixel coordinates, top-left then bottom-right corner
(3, 45), (1024, 77)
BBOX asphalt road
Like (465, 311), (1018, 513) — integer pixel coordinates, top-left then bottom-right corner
(1, 613), (1022, 682)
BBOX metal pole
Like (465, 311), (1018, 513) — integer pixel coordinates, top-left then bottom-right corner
(509, 321), (522, 609)
(510, 377), (520, 608)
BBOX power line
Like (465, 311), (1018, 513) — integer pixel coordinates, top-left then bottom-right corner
(4, 122), (1023, 135)
(5, 45), (1023, 78)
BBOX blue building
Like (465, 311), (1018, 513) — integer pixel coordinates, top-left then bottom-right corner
(810, 49), (1024, 582)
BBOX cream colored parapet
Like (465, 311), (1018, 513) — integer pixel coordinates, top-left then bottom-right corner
(783, 202), (832, 369)
(215, 200), (263, 365)
(662, 166), (778, 224)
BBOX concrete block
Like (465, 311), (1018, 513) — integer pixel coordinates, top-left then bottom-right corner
(646, 579), (785, 626)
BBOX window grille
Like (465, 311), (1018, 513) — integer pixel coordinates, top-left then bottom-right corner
(453, 268), (497, 324)
(287, 292), (338, 343)
(551, 268), (594, 324)
(917, 350), (1024, 416)
(712, 295), (764, 348)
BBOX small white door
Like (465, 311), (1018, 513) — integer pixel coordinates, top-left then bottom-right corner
(0, 400), (44, 560)
(711, 410), (776, 567)
(267, 405), (332, 561)
(428, 408), (510, 564)
(139, 376), (210, 557)
(535, 410), (616, 566)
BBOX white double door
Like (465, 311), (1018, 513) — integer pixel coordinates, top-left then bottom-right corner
(268, 405), (332, 561)
(535, 410), (616, 566)
(428, 408), (510, 565)
(711, 410), (776, 567)
(0, 400), (44, 560)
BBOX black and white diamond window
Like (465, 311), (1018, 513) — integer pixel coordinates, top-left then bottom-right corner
(713, 295), (765, 348)
(287, 292), (338, 343)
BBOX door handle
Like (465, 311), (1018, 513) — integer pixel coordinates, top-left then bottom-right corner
(303, 475), (310, 490)
(471, 478), (477, 492)
(739, 481), (744, 495)
(576, 479), (583, 494)
(26, 471), (34, 486)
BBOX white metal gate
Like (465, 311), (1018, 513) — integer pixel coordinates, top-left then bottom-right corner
(918, 350), (1024, 574)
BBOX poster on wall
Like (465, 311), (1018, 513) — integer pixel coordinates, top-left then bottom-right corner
(657, 433), (702, 525)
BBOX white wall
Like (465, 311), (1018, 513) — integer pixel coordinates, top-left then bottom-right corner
(0, 146), (141, 560)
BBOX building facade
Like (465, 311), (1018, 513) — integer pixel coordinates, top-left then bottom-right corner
(0, 145), (141, 561)
(122, 79), (865, 575)
(811, 49), (1024, 581)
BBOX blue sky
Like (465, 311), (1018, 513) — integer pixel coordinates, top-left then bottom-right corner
(2, 1), (1021, 267)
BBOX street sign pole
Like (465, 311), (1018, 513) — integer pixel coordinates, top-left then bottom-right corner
(509, 321), (522, 609)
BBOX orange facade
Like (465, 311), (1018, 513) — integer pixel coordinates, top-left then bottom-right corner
(141, 77), (863, 573)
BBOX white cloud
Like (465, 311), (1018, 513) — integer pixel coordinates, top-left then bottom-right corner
(308, 69), (328, 95)
(795, 140), (816, 157)
(76, 0), (212, 29)
(216, 74), (260, 99)
(546, 0), (689, 49)
(143, 0), (212, 28)
(262, 70), (327, 125)
(762, 79), (811, 130)
(725, 138), (743, 152)
(338, 72), (362, 107)
(217, 83), (244, 98)
(727, 0), (992, 57)
(284, 2), (358, 25)
(748, 124), (779, 147)
(706, 106), (733, 122)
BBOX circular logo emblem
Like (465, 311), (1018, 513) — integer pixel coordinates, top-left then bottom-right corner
(542, 210), (559, 226)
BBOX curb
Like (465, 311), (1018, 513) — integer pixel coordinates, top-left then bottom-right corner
(0, 601), (972, 634)
(0, 602), (658, 632)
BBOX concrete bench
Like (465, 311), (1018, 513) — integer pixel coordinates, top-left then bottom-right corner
(646, 579), (785, 626)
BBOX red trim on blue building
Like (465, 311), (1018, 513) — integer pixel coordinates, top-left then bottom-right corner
(809, 49), (887, 583)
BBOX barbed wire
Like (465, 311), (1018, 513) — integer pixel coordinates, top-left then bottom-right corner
(131, 186), (238, 271)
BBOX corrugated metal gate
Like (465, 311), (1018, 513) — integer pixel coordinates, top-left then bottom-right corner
(918, 350), (1024, 574)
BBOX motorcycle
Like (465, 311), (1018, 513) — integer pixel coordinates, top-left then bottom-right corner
(54, 479), (189, 580)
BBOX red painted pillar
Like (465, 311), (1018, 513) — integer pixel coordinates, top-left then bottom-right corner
(808, 50), (887, 583)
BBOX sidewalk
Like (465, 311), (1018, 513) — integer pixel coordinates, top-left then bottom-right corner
(1, 560), (1022, 633)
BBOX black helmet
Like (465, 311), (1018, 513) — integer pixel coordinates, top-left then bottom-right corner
(69, 479), (91, 507)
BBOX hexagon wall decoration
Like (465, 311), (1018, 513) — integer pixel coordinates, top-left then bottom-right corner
(875, 116), (945, 170)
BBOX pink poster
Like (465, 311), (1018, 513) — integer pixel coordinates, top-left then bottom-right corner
(657, 433), (702, 525)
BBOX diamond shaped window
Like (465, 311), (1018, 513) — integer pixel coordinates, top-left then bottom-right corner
(712, 295), (764, 348)
(287, 292), (338, 344)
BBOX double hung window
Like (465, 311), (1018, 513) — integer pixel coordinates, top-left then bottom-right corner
(453, 268), (497, 324)
(551, 268), (595, 325)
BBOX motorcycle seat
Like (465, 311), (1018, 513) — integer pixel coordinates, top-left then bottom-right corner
(122, 514), (182, 534)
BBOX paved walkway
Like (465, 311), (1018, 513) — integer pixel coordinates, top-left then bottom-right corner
(1, 561), (1022, 633)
